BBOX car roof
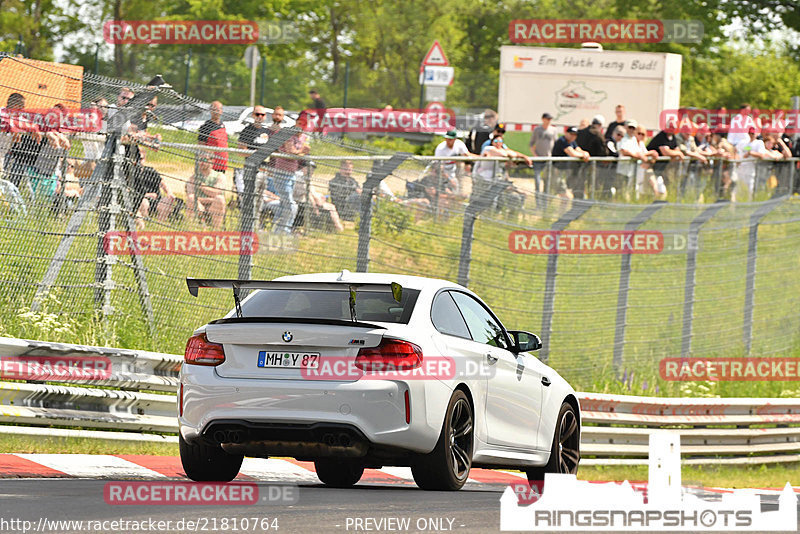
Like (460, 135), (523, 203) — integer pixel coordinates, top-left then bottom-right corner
(274, 271), (465, 293)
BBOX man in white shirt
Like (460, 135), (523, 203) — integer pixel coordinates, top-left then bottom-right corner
(735, 126), (769, 199)
(434, 130), (469, 194)
(728, 104), (759, 148)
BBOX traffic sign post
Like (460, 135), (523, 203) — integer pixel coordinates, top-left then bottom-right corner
(419, 41), (453, 107)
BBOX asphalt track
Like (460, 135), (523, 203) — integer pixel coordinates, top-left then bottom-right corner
(0, 454), (797, 534)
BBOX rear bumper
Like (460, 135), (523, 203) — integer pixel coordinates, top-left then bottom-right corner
(179, 365), (448, 455)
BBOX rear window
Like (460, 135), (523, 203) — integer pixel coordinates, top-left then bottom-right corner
(240, 288), (420, 324)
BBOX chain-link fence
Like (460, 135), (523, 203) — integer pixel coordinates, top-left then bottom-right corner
(2, 54), (800, 391)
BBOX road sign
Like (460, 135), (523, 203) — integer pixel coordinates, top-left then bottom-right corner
(419, 66), (454, 86)
(244, 45), (261, 69)
(425, 86), (447, 102)
(421, 40), (449, 66)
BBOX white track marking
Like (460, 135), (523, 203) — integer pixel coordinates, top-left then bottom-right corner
(15, 454), (165, 479)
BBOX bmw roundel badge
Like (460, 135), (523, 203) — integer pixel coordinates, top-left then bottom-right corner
(282, 331), (293, 342)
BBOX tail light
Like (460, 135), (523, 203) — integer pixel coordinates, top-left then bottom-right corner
(184, 333), (225, 366)
(355, 338), (423, 372)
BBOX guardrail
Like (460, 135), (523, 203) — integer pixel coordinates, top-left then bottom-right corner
(1, 337), (798, 465)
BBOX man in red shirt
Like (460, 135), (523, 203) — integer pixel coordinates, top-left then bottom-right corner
(197, 101), (228, 172)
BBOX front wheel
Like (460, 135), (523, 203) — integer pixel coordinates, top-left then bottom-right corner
(411, 390), (474, 491)
(179, 434), (243, 482)
(526, 401), (580, 483)
(314, 459), (364, 488)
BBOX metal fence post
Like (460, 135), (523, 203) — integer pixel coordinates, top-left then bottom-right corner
(612, 202), (665, 376)
(457, 175), (510, 287)
(94, 140), (123, 319)
(356, 153), (411, 273)
(237, 128), (299, 283)
(539, 200), (592, 364)
(743, 198), (784, 354)
(680, 202), (727, 358)
(31, 137), (115, 312)
(589, 160), (597, 200)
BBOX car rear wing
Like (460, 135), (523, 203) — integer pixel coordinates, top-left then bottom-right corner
(186, 278), (403, 320)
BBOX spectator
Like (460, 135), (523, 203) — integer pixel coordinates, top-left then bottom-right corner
(554, 126), (590, 198)
(237, 106), (270, 150)
(28, 105), (71, 200)
(480, 123), (508, 152)
(605, 105), (627, 140)
(106, 87), (135, 135)
(467, 109), (498, 155)
(309, 90), (326, 133)
(471, 136), (526, 213)
(646, 120), (686, 183)
(633, 125), (665, 198)
(329, 159), (361, 221)
(269, 112), (310, 233)
(734, 126), (769, 199)
(434, 130), (469, 194)
(186, 153), (226, 228)
(2, 92), (44, 190)
(268, 106), (285, 134)
(293, 161), (343, 232)
(709, 129), (737, 196)
(617, 120), (657, 197)
(577, 115), (607, 156)
(577, 118), (591, 130)
(74, 98), (108, 184)
(607, 126), (624, 157)
(529, 112), (557, 201)
(198, 101), (228, 173)
(728, 104), (758, 148)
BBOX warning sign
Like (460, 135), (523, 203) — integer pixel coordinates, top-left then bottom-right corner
(421, 40), (449, 66)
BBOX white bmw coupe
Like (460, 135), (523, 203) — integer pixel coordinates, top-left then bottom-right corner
(179, 271), (580, 490)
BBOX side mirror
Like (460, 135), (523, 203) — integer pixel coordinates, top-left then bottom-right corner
(509, 331), (542, 353)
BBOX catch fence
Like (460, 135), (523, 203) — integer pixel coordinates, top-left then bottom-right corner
(1, 55), (800, 389)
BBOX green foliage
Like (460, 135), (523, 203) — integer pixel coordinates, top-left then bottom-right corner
(367, 198), (413, 236)
(6, 0), (800, 110)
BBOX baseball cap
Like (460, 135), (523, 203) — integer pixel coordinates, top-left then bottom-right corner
(591, 114), (605, 126)
(625, 119), (638, 129)
(542, 112), (553, 119)
(495, 123), (506, 133)
(566, 126), (578, 134)
(444, 130), (458, 139)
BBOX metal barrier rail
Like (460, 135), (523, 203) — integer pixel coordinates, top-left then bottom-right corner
(0, 337), (797, 465)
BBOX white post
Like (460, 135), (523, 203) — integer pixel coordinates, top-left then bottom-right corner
(648, 430), (681, 506)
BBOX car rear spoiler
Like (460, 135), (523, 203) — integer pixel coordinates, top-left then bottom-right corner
(186, 278), (403, 320)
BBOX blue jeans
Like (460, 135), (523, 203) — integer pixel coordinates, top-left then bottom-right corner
(269, 169), (297, 233)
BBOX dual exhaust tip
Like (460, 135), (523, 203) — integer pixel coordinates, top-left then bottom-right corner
(322, 433), (353, 447)
(211, 429), (354, 448)
(212, 429), (245, 444)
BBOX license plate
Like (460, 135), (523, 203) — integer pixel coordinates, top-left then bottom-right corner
(257, 351), (320, 369)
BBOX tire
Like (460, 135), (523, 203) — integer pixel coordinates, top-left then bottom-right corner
(314, 459), (364, 488)
(411, 389), (474, 491)
(526, 401), (580, 483)
(179, 434), (244, 482)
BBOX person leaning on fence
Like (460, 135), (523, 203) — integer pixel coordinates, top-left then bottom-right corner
(73, 98), (108, 187)
(328, 159), (361, 221)
(434, 130), (469, 194)
(268, 112), (310, 234)
(466, 109), (497, 155)
(28, 104), (71, 204)
(552, 126), (589, 198)
(646, 121), (686, 193)
(471, 136), (527, 213)
(186, 153), (226, 228)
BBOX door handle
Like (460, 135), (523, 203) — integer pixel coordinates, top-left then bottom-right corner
(541, 376), (551, 387)
(486, 353), (498, 364)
